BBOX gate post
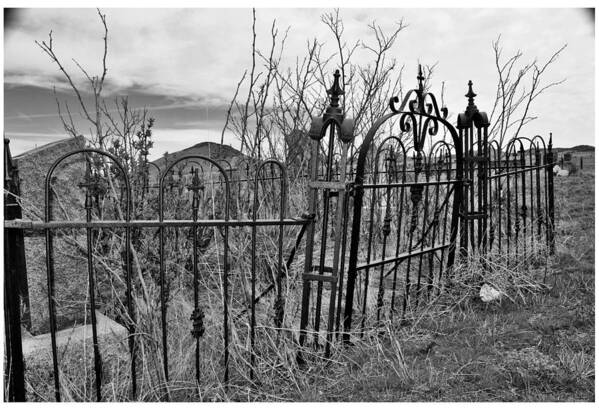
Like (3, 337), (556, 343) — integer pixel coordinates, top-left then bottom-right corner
(4, 138), (26, 402)
(456, 81), (490, 259)
(298, 70), (354, 359)
(546, 133), (556, 255)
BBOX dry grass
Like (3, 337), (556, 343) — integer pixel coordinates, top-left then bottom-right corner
(20, 156), (594, 402)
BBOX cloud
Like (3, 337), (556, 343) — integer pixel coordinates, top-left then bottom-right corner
(4, 8), (595, 149)
(4, 111), (60, 121)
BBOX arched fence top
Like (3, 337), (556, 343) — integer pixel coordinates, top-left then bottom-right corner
(218, 157), (234, 173)
(44, 148), (132, 223)
(504, 137), (526, 159)
(354, 67), (463, 187)
(374, 135), (408, 160)
(430, 139), (454, 158)
(158, 154), (231, 221)
(252, 158), (288, 221)
(531, 135), (546, 150)
(430, 140), (455, 175)
(369, 136), (409, 183)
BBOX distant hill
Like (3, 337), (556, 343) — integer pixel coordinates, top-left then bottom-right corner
(152, 141), (244, 169)
(149, 141), (247, 181)
(554, 145), (595, 153)
(570, 145), (595, 152)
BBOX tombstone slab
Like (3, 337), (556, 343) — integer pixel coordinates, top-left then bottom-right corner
(13, 136), (89, 335)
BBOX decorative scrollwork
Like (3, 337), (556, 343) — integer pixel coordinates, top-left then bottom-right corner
(399, 112), (418, 135)
(389, 95), (403, 114)
(408, 98), (419, 113)
(190, 307), (205, 339)
(423, 115), (438, 134)
(391, 90), (447, 122)
(387, 66), (450, 153)
(421, 92), (448, 119)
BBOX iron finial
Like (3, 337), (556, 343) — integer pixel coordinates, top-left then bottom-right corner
(417, 64), (425, 92)
(466, 80), (476, 101)
(327, 69), (344, 108)
(465, 80), (478, 115)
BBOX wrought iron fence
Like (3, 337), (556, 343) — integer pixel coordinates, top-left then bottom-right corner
(3, 67), (556, 402)
(4, 145), (309, 401)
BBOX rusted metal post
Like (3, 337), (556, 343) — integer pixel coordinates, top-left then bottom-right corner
(4, 138), (26, 402)
(298, 70), (354, 358)
(546, 133), (556, 255)
(78, 161), (104, 401)
(456, 81), (490, 260)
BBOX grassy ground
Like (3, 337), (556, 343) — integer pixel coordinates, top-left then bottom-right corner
(19, 157), (594, 402)
(313, 157), (594, 402)
(233, 155), (594, 402)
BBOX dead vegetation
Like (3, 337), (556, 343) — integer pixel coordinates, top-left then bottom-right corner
(20, 158), (594, 402)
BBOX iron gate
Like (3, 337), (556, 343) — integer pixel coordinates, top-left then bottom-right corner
(342, 67), (464, 339)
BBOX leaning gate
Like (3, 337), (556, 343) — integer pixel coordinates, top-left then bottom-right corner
(4, 67), (556, 401)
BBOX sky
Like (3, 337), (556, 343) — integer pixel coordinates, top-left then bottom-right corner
(3, 7), (595, 159)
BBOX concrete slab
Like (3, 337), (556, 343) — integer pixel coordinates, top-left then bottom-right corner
(21, 310), (128, 357)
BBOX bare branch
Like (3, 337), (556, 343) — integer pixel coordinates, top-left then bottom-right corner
(36, 32), (96, 126)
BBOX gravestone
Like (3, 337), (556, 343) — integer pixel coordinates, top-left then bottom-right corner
(14, 135), (90, 335)
(285, 129), (310, 174)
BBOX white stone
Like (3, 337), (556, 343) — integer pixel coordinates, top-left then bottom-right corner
(479, 283), (502, 302)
